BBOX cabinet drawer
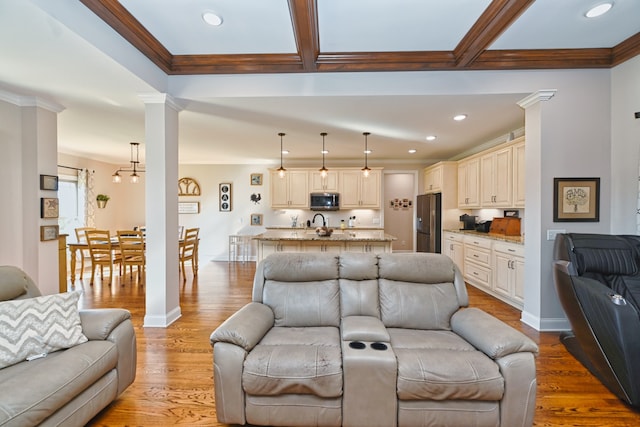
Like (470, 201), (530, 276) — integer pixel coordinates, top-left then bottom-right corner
(464, 236), (492, 250)
(465, 246), (490, 266)
(464, 260), (491, 287)
(444, 232), (464, 243)
(493, 242), (524, 257)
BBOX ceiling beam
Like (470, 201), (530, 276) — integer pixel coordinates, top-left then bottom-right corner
(612, 32), (640, 66)
(289, 0), (319, 72)
(80, 0), (173, 73)
(454, 0), (535, 68)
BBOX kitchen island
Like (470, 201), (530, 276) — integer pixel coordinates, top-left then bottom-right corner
(254, 229), (396, 263)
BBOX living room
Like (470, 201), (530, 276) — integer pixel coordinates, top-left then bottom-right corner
(2, 1), (640, 425)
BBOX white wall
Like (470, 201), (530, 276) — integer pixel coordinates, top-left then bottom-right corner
(611, 55), (640, 234)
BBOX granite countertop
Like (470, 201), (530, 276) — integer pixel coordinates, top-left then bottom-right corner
(444, 229), (524, 244)
(266, 226), (384, 231)
(255, 229), (397, 242)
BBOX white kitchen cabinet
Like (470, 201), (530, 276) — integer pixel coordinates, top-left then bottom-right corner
(258, 241), (301, 260)
(339, 169), (381, 209)
(457, 158), (480, 208)
(443, 232), (464, 272)
(424, 165), (443, 193)
(463, 235), (492, 290)
(345, 241), (391, 253)
(310, 170), (339, 192)
(270, 170), (309, 208)
(492, 241), (525, 307)
(513, 138), (526, 208)
(480, 146), (513, 207)
(303, 241), (344, 253)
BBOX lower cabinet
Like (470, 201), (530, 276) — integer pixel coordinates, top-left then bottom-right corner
(448, 232), (524, 310)
(257, 240), (392, 263)
(492, 242), (525, 306)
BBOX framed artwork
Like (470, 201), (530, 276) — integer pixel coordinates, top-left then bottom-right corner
(251, 173), (263, 186)
(40, 197), (59, 219)
(39, 174), (58, 191)
(40, 225), (59, 241)
(250, 213), (263, 226)
(553, 178), (600, 222)
(219, 183), (232, 212)
(178, 201), (200, 214)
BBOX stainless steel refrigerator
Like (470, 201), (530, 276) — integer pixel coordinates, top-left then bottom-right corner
(416, 193), (442, 253)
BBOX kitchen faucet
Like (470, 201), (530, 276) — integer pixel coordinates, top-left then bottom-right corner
(312, 213), (326, 227)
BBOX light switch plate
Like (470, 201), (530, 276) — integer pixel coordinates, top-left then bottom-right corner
(547, 229), (566, 240)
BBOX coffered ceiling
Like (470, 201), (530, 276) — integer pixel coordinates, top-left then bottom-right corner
(1, 1), (639, 166)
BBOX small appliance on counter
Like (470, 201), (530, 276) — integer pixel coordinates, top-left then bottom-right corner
(489, 217), (521, 236)
(459, 214), (477, 231)
(475, 220), (492, 233)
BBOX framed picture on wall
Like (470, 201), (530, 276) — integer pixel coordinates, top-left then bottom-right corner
(40, 197), (59, 218)
(40, 225), (59, 241)
(219, 183), (232, 212)
(250, 213), (263, 226)
(39, 174), (58, 191)
(553, 177), (600, 222)
(250, 173), (263, 186)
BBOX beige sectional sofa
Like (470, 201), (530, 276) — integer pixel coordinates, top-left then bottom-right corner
(210, 252), (538, 427)
(0, 266), (136, 426)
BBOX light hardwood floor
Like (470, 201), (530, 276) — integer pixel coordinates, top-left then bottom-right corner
(73, 260), (640, 426)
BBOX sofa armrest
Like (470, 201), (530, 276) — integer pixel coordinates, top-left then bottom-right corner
(341, 316), (390, 342)
(79, 308), (131, 340)
(210, 302), (274, 351)
(451, 307), (538, 359)
(80, 308), (136, 397)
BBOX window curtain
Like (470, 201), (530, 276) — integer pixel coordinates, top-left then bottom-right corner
(78, 169), (96, 227)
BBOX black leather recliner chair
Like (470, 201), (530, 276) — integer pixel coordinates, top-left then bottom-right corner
(553, 233), (640, 408)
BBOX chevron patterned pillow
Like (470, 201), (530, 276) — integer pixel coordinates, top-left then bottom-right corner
(0, 290), (88, 369)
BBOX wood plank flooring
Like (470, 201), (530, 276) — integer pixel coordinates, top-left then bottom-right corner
(73, 261), (640, 426)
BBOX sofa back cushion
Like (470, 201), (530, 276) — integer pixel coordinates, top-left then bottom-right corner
(378, 253), (456, 284)
(379, 280), (459, 330)
(263, 280), (340, 327)
(340, 279), (380, 317)
(0, 266), (42, 301)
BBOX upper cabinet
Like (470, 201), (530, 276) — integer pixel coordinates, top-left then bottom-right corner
(480, 146), (513, 208)
(457, 158), (480, 208)
(339, 169), (381, 209)
(424, 164), (443, 193)
(270, 170), (309, 208)
(513, 138), (526, 208)
(310, 170), (339, 193)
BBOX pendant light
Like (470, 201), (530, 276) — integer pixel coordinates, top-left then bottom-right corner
(276, 132), (286, 178)
(319, 132), (329, 178)
(112, 142), (145, 184)
(361, 132), (371, 177)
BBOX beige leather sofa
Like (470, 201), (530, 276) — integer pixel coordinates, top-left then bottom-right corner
(210, 252), (538, 427)
(0, 266), (136, 426)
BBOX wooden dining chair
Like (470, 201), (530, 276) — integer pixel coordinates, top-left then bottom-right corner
(179, 227), (199, 279)
(74, 227), (95, 278)
(117, 230), (145, 284)
(86, 229), (122, 286)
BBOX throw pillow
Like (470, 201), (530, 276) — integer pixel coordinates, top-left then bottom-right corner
(0, 290), (88, 369)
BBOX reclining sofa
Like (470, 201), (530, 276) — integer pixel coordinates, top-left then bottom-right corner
(210, 252), (538, 426)
(0, 266), (137, 426)
(553, 233), (640, 407)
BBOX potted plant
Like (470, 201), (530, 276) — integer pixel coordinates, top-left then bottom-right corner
(96, 194), (110, 208)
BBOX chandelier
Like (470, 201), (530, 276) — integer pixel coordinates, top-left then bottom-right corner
(112, 142), (145, 184)
(361, 132), (371, 177)
(319, 132), (329, 178)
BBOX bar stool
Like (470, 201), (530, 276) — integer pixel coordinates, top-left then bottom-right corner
(228, 235), (249, 263)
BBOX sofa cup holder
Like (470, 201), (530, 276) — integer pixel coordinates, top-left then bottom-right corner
(348, 341), (388, 351)
(370, 342), (388, 351)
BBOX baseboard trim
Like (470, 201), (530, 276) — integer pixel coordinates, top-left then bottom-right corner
(143, 306), (182, 328)
(521, 310), (570, 331)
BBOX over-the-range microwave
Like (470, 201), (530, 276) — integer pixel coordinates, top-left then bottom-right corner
(310, 192), (340, 211)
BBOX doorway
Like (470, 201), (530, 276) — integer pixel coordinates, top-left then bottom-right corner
(383, 171), (417, 252)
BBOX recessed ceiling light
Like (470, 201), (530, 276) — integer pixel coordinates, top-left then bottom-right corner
(202, 11), (223, 26)
(453, 114), (467, 121)
(426, 135), (437, 141)
(408, 149), (417, 154)
(585, 2), (613, 18)
(281, 150), (289, 154)
(321, 150), (329, 154)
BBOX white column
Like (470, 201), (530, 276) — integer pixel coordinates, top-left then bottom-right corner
(517, 90), (570, 331)
(140, 93), (182, 327)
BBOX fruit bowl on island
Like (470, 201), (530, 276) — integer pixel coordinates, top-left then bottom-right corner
(315, 226), (334, 237)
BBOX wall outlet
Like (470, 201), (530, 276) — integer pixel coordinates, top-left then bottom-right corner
(547, 229), (566, 240)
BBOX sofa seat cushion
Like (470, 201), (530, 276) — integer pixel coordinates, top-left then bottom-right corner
(0, 340), (118, 426)
(388, 329), (504, 401)
(243, 327), (342, 398)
